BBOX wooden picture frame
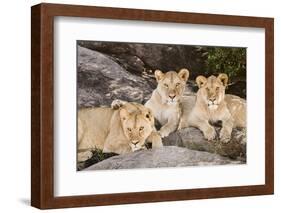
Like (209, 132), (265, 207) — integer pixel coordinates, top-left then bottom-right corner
(31, 3), (274, 209)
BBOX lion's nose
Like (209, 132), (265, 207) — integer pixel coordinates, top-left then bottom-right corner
(132, 140), (139, 145)
(169, 94), (176, 99)
(209, 97), (216, 102)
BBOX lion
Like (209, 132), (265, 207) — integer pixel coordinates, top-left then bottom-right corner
(77, 102), (162, 162)
(144, 68), (190, 138)
(179, 73), (246, 143)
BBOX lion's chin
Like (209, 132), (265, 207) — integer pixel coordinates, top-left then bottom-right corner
(166, 99), (178, 105)
(130, 145), (145, 152)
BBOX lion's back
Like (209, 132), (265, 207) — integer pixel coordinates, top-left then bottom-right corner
(78, 107), (115, 150)
(225, 94), (246, 127)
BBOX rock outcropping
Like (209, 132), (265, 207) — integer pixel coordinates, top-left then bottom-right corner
(78, 41), (206, 79)
(164, 127), (246, 161)
(85, 146), (242, 170)
(78, 46), (155, 107)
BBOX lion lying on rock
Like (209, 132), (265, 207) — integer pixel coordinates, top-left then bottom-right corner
(78, 102), (163, 162)
(179, 74), (246, 143)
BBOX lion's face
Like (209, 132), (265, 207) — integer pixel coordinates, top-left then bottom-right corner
(155, 69), (189, 105)
(196, 74), (228, 110)
(119, 104), (154, 152)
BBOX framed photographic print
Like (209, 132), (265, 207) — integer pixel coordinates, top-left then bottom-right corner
(31, 3), (274, 209)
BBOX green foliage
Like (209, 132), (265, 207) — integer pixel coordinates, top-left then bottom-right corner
(203, 47), (246, 79)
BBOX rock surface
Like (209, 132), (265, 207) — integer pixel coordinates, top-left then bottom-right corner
(78, 41), (206, 79)
(85, 146), (242, 170)
(163, 127), (246, 161)
(78, 46), (155, 107)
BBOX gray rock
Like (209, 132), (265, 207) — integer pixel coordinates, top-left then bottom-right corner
(78, 46), (155, 107)
(163, 127), (246, 161)
(85, 146), (242, 170)
(78, 41), (206, 79)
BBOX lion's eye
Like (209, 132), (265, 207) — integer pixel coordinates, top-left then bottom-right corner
(127, 128), (132, 132)
(216, 87), (220, 91)
(176, 83), (180, 87)
(164, 83), (169, 88)
(139, 127), (144, 131)
(146, 114), (150, 119)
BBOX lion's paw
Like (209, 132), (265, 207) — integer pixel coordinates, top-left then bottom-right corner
(159, 128), (171, 138)
(77, 151), (93, 162)
(178, 120), (189, 130)
(219, 128), (231, 143)
(111, 99), (125, 110)
(203, 127), (216, 141)
(152, 137), (163, 148)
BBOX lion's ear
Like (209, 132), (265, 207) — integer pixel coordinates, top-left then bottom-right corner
(217, 73), (228, 86)
(178, 68), (190, 82)
(119, 108), (129, 121)
(145, 109), (153, 121)
(111, 99), (126, 110)
(196, 75), (207, 88)
(155, 70), (164, 82)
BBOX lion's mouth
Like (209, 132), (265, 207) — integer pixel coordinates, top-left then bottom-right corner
(129, 140), (145, 151)
(167, 98), (178, 105)
(130, 144), (146, 152)
(208, 103), (218, 110)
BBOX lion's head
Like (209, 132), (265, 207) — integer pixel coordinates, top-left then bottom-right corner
(119, 103), (154, 152)
(196, 73), (228, 110)
(154, 68), (189, 105)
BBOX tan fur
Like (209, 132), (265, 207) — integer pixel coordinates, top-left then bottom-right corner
(78, 102), (162, 162)
(179, 74), (246, 143)
(145, 68), (190, 137)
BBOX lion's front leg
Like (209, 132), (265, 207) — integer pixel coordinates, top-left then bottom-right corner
(104, 133), (132, 154)
(191, 119), (216, 141)
(220, 117), (234, 143)
(103, 142), (131, 155)
(201, 122), (216, 141)
(147, 130), (163, 148)
(77, 149), (93, 162)
(159, 117), (179, 138)
(178, 117), (189, 130)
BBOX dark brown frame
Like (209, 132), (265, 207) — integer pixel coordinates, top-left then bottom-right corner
(31, 3), (274, 209)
